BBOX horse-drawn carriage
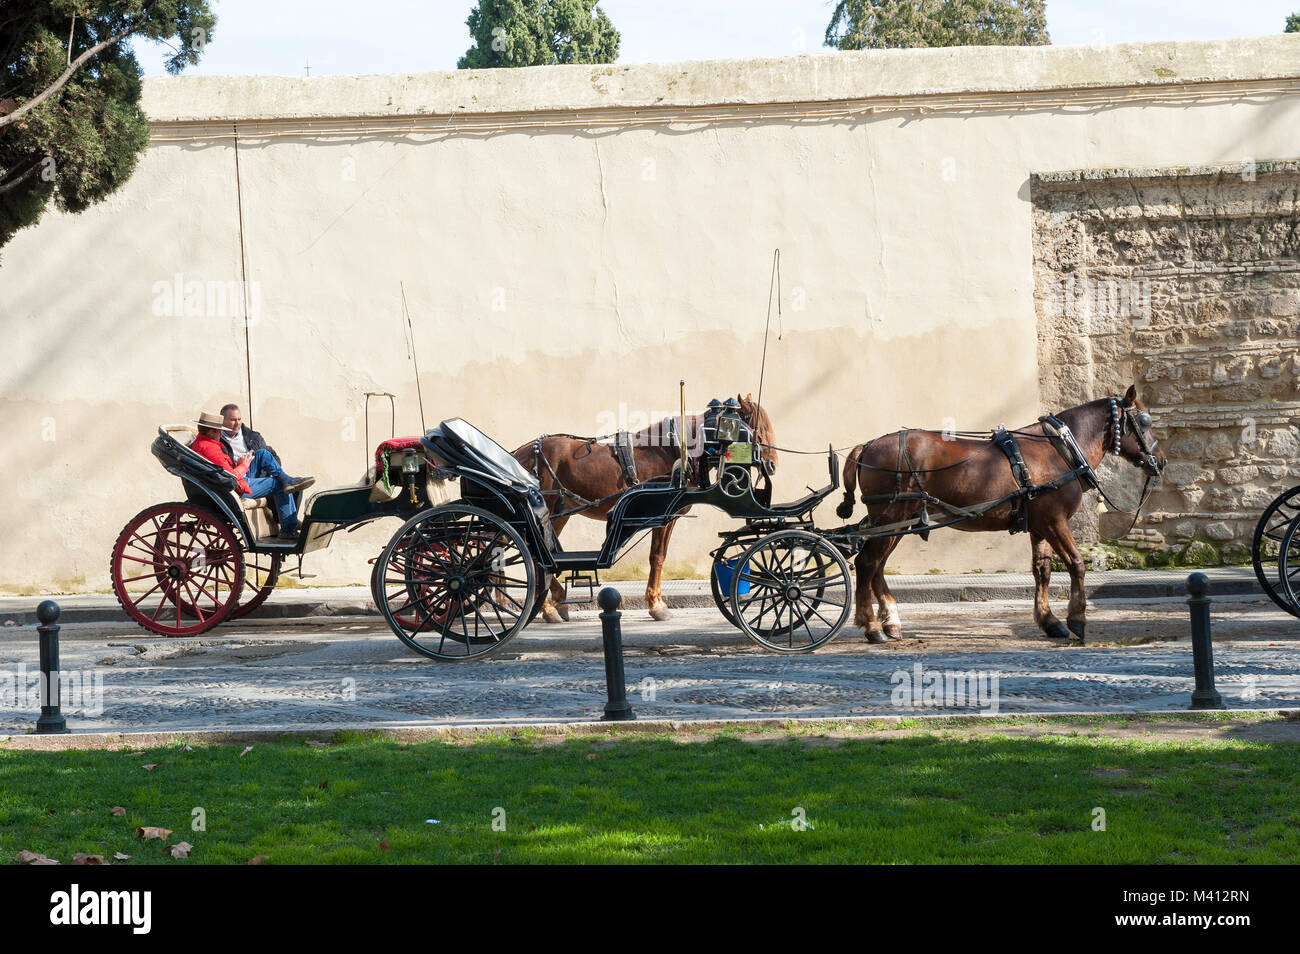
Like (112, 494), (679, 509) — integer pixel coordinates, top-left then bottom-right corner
(111, 401), (855, 658)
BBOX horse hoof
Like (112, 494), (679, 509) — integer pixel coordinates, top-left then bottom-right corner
(1067, 620), (1085, 643)
(541, 606), (563, 624)
(557, 604), (571, 622)
(865, 629), (890, 644)
(649, 605), (672, 622)
(883, 624), (902, 639)
(1045, 622), (1070, 640)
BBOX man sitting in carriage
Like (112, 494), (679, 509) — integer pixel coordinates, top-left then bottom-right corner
(190, 410), (315, 540)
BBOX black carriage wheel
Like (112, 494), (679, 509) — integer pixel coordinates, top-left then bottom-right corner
(1276, 512), (1300, 615)
(1251, 486), (1300, 618)
(110, 502), (245, 637)
(728, 530), (851, 653)
(375, 504), (536, 661)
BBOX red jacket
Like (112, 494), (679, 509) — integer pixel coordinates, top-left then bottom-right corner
(192, 433), (252, 494)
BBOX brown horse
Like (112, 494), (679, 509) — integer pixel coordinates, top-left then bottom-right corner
(512, 394), (776, 623)
(836, 386), (1164, 644)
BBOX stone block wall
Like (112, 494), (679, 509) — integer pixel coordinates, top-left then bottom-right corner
(1033, 160), (1300, 561)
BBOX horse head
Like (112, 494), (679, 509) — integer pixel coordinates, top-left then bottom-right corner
(1109, 385), (1165, 477)
(737, 392), (777, 475)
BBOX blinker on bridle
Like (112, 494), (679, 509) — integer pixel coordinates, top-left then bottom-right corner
(1106, 396), (1159, 473)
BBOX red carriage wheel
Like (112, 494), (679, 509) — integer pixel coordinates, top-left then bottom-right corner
(229, 551), (282, 620)
(168, 546), (282, 621)
(371, 539), (458, 631)
(111, 503), (245, 636)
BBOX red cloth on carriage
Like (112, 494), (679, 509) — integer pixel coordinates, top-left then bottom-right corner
(192, 432), (253, 493)
(375, 437), (426, 490)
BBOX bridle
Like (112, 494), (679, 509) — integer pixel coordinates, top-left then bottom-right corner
(1106, 396), (1162, 475)
(1099, 395), (1162, 534)
(743, 405), (777, 481)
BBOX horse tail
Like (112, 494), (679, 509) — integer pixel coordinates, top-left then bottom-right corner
(837, 444), (863, 519)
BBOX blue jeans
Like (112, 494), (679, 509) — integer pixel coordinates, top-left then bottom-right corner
(240, 448), (298, 529)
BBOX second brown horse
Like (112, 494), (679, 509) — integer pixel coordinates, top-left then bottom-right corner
(836, 386), (1164, 644)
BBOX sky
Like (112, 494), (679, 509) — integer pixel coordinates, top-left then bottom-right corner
(135, 0), (1299, 77)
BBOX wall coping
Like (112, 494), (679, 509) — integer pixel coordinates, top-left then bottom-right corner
(140, 34), (1300, 124)
(1033, 157), (1300, 187)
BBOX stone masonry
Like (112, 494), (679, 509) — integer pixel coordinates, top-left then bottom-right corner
(1033, 160), (1300, 562)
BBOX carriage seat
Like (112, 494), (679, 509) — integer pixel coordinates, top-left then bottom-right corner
(152, 427), (280, 534)
(153, 426), (239, 492)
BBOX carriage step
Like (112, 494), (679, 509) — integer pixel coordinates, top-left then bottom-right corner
(562, 568), (600, 604)
(552, 551), (601, 569)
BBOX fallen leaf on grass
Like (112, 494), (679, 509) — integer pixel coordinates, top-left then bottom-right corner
(71, 853), (105, 865)
(136, 827), (172, 841)
(142, 763), (160, 772)
(168, 842), (193, 859)
(379, 840), (392, 852)
(17, 850), (58, 865)
(114, 853), (130, 861)
(247, 855), (267, 865)
(239, 746), (254, 757)
(585, 753), (600, 760)
(317, 779), (328, 789)
(111, 806), (126, 817)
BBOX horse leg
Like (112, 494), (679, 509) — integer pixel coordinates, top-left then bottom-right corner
(874, 538), (904, 639)
(1031, 532), (1070, 640)
(540, 514), (569, 624)
(854, 543), (888, 644)
(1042, 522), (1088, 643)
(645, 521), (676, 621)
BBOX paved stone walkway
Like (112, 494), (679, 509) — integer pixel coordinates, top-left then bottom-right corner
(2, 593), (1297, 734)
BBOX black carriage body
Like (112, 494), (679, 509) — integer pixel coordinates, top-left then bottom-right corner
(420, 419), (842, 572)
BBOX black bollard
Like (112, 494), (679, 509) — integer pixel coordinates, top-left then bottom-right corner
(1187, 573), (1224, 711)
(35, 600), (69, 734)
(597, 587), (635, 722)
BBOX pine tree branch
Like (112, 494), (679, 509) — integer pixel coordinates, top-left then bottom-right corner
(0, 3), (158, 131)
(0, 160), (41, 195)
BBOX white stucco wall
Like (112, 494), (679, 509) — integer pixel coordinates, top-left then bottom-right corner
(3, 35), (1300, 593)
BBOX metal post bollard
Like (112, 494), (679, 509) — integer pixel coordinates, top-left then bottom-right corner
(1187, 573), (1224, 711)
(35, 600), (69, 734)
(597, 587), (635, 722)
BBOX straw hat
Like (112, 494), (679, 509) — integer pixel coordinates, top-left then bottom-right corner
(192, 411), (232, 431)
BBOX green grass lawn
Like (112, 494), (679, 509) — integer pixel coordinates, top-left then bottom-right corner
(2, 720), (1297, 864)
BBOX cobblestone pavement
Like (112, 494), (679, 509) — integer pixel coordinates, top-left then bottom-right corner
(1, 595), (1297, 733)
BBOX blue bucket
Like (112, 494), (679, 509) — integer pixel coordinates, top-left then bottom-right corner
(714, 557), (751, 595)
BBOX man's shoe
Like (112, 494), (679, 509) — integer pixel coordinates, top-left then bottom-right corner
(276, 524), (301, 541)
(283, 476), (315, 495)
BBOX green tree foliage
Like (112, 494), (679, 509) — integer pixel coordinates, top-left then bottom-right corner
(825, 0), (1050, 50)
(0, 1), (214, 249)
(458, 0), (619, 69)
(1286, 13), (1300, 32)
